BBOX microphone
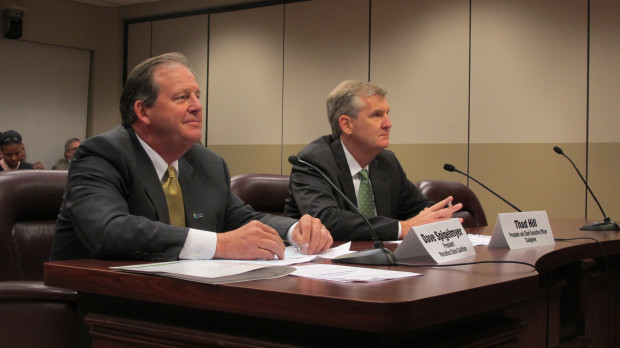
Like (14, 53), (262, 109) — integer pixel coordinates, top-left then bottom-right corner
(443, 163), (522, 212)
(288, 155), (396, 265)
(553, 146), (619, 231)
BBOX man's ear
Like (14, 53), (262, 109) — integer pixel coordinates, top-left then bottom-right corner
(339, 115), (353, 135)
(133, 100), (150, 126)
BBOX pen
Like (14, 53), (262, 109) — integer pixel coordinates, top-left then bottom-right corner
(284, 240), (309, 254)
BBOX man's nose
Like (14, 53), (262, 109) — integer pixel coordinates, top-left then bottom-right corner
(383, 115), (392, 128)
(189, 94), (202, 112)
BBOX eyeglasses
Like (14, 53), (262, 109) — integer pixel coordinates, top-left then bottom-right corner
(1, 136), (20, 144)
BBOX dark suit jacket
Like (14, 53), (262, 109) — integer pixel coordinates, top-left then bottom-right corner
(284, 135), (432, 241)
(50, 126), (297, 261)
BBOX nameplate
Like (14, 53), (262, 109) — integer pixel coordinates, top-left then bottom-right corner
(488, 211), (554, 249)
(394, 218), (476, 263)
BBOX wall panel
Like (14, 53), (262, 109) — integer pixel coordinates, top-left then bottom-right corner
(152, 15), (210, 143)
(470, 0), (587, 144)
(207, 5), (284, 173)
(371, 0), (470, 184)
(126, 22), (151, 76)
(282, 0), (369, 150)
(469, 0), (588, 220)
(588, 0), (620, 220)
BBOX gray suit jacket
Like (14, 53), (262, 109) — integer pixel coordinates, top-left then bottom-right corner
(50, 126), (297, 261)
(284, 135), (432, 241)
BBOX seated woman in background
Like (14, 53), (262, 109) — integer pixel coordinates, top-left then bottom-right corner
(0, 130), (34, 171)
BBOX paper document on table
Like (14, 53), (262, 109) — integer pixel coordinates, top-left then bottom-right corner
(111, 260), (295, 284)
(291, 264), (421, 283)
(468, 234), (491, 246)
(312, 241), (352, 259)
(216, 242), (353, 266)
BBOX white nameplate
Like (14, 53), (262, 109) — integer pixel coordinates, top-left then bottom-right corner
(488, 211), (554, 249)
(394, 218), (476, 263)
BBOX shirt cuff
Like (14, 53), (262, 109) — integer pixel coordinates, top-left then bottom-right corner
(286, 222), (298, 242)
(179, 228), (217, 259)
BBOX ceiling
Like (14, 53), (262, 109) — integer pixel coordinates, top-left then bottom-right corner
(68, 0), (165, 7)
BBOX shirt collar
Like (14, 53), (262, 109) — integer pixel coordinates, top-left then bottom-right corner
(340, 139), (368, 178)
(136, 133), (179, 181)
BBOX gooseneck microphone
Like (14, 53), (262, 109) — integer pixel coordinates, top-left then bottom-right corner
(443, 163), (522, 212)
(553, 146), (619, 231)
(288, 156), (397, 265)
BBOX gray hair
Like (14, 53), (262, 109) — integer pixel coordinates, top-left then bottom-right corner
(64, 138), (80, 152)
(326, 80), (387, 138)
(120, 52), (194, 127)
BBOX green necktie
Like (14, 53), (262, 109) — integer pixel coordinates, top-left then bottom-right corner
(162, 165), (186, 227)
(357, 169), (376, 218)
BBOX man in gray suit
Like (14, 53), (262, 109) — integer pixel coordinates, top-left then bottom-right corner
(285, 80), (461, 241)
(51, 52), (332, 262)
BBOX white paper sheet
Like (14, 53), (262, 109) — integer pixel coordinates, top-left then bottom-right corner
(291, 264), (422, 283)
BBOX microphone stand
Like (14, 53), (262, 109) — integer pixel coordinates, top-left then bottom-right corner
(553, 146), (619, 231)
(289, 156), (397, 265)
(443, 164), (522, 212)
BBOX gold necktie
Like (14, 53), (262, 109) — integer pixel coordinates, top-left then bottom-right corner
(162, 165), (186, 227)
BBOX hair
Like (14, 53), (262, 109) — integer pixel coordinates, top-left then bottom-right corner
(326, 80), (387, 138)
(1, 130), (23, 148)
(119, 52), (194, 127)
(64, 137), (81, 152)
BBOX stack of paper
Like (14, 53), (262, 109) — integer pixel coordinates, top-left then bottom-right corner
(112, 261), (295, 284)
(291, 264), (421, 283)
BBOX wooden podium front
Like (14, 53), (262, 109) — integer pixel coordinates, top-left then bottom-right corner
(45, 219), (620, 347)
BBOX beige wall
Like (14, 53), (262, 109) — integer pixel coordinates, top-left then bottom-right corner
(0, 0), (123, 136)
(3, 0), (619, 224)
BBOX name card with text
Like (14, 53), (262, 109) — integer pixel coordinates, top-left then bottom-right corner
(488, 211), (554, 249)
(394, 218), (476, 263)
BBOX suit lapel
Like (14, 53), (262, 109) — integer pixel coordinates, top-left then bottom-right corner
(331, 139), (358, 205)
(178, 157), (203, 228)
(370, 157), (390, 216)
(127, 128), (170, 223)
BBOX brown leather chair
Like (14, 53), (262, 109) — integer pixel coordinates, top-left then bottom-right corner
(415, 179), (487, 228)
(0, 170), (77, 347)
(230, 174), (290, 216)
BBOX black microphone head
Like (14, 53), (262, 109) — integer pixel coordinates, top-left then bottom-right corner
(443, 163), (456, 172)
(553, 146), (564, 155)
(288, 155), (299, 165)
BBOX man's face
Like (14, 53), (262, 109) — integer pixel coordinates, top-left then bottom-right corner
(1, 143), (22, 168)
(65, 141), (80, 160)
(346, 94), (392, 153)
(144, 64), (203, 146)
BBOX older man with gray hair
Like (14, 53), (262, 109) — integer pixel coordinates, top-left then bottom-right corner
(52, 137), (81, 170)
(285, 80), (461, 241)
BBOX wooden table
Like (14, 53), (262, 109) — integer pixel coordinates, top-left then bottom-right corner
(45, 219), (620, 347)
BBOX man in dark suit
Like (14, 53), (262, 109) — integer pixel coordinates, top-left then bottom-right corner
(285, 80), (461, 241)
(50, 52), (332, 262)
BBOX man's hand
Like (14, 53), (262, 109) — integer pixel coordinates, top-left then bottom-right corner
(400, 196), (463, 239)
(291, 214), (333, 254)
(214, 220), (286, 260)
